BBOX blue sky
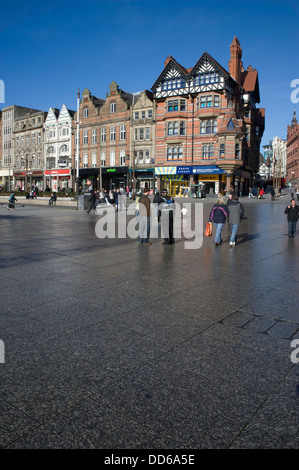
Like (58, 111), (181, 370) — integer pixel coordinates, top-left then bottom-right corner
(0, 0), (298, 151)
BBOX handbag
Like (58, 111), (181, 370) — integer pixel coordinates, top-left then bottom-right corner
(205, 222), (212, 237)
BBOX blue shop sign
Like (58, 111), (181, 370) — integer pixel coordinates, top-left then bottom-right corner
(177, 166), (192, 174)
(192, 165), (226, 174)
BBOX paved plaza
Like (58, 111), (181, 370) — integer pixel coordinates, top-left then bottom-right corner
(0, 193), (298, 449)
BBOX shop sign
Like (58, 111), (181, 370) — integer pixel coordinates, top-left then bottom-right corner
(155, 167), (176, 175)
(192, 165), (225, 174)
(44, 169), (71, 176)
(177, 166), (192, 174)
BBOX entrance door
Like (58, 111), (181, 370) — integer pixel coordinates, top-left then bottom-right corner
(169, 181), (186, 197)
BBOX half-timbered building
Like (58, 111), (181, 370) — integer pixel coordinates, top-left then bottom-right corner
(152, 36), (265, 196)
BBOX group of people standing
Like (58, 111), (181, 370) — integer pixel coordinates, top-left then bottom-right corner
(209, 193), (244, 247)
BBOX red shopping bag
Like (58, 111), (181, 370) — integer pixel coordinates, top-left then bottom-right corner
(205, 222), (212, 237)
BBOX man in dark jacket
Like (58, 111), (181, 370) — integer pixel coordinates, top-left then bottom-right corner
(138, 187), (152, 245)
(86, 191), (96, 214)
(227, 194), (244, 246)
(160, 189), (175, 245)
(285, 199), (299, 238)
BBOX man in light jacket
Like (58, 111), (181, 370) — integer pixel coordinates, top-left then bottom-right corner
(228, 194), (244, 246)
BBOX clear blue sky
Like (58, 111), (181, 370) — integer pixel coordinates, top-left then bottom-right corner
(0, 0), (298, 151)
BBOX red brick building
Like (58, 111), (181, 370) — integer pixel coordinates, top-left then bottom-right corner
(151, 36), (265, 196)
(74, 82), (133, 190)
(286, 109), (299, 186)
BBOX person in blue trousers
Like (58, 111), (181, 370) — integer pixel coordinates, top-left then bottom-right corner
(228, 194), (244, 246)
(209, 195), (229, 246)
(284, 199), (299, 238)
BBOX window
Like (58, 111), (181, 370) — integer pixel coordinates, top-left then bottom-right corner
(83, 108), (88, 118)
(110, 150), (115, 166)
(120, 150), (126, 166)
(219, 144), (225, 158)
(101, 127), (106, 143)
(32, 133), (36, 145)
(16, 137), (19, 147)
(227, 119), (234, 131)
(83, 153), (88, 168)
(110, 102), (116, 113)
(198, 94), (219, 109)
(162, 78), (186, 91)
(38, 132), (41, 144)
(101, 151), (106, 166)
(148, 110), (153, 119)
(167, 122), (178, 136)
(180, 121), (186, 136)
(235, 143), (240, 159)
(134, 111), (139, 120)
(110, 126), (116, 142)
(141, 111), (146, 119)
(167, 145), (183, 161)
(145, 150), (150, 163)
(139, 128), (144, 140)
(120, 125), (126, 140)
(92, 152), (97, 167)
(92, 129), (97, 144)
(194, 72), (220, 86)
(145, 127), (150, 140)
(83, 130), (88, 145)
(168, 99), (186, 112)
(200, 120), (217, 134)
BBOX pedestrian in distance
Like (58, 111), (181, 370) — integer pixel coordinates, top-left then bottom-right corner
(228, 194), (244, 246)
(49, 192), (57, 206)
(7, 191), (17, 210)
(160, 189), (175, 245)
(86, 190), (97, 214)
(284, 199), (299, 238)
(248, 187), (254, 198)
(138, 187), (152, 245)
(270, 187), (275, 201)
(209, 195), (229, 246)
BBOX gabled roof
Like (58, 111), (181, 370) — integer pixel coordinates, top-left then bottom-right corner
(189, 51), (230, 79)
(151, 56), (189, 90)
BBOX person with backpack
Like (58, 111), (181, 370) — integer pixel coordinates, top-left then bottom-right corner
(227, 194), (244, 246)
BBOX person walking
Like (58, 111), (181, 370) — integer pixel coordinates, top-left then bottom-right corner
(209, 195), (229, 246)
(248, 187), (254, 198)
(86, 190), (96, 214)
(160, 189), (175, 245)
(138, 187), (152, 245)
(153, 191), (163, 221)
(284, 199), (299, 238)
(228, 194), (244, 246)
(7, 191), (17, 210)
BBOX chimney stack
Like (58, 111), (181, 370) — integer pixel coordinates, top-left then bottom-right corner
(228, 37), (242, 85)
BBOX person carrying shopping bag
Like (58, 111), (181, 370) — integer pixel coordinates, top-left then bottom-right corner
(209, 195), (229, 246)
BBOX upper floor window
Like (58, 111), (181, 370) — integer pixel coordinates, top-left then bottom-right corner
(167, 99), (186, 112)
(194, 72), (220, 86)
(83, 130), (88, 145)
(101, 127), (106, 143)
(162, 77), (186, 91)
(227, 119), (234, 131)
(203, 144), (214, 159)
(120, 125), (126, 140)
(235, 143), (240, 159)
(200, 119), (217, 134)
(83, 108), (89, 118)
(167, 145), (183, 161)
(110, 102), (116, 113)
(92, 129), (97, 144)
(110, 126), (116, 142)
(198, 95), (220, 109)
(219, 143), (225, 158)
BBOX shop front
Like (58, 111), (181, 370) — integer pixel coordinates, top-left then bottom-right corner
(155, 165), (226, 196)
(14, 170), (44, 191)
(128, 168), (155, 191)
(44, 169), (71, 191)
(79, 167), (129, 191)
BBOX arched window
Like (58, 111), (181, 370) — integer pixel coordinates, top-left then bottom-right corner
(219, 144), (225, 158)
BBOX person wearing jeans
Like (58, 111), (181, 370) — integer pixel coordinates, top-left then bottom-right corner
(209, 196), (229, 246)
(227, 194), (244, 246)
(284, 199), (299, 238)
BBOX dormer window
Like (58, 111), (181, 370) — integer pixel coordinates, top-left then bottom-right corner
(227, 119), (234, 130)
